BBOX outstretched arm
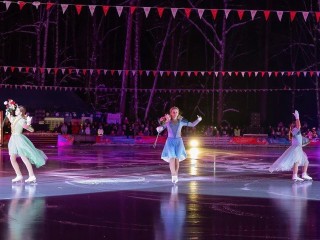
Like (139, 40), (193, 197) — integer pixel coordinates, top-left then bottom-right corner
(188, 115), (202, 127)
(293, 110), (301, 129)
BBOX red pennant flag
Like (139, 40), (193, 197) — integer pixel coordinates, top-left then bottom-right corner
(296, 71), (301, 77)
(153, 70), (158, 76)
(211, 9), (218, 20)
(10, 67), (15, 72)
(19, 1), (26, 10)
(53, 68), (58, 75)
(110, 70), (115, 75)
(208, 71), (212, 76)
(274, 71), (279, 77)
(102, 6), (110, 16)
(125, 70), (129, 76)
(25, 67), (30, 73)
(184, 8), (192, 18)
(194, 71), (199, 76)
(248, 71), (252, 77)
(68, 68), (73, 74)
(287, 71), (291, 76)
(261, 71), (265, 77)
(221, 71), (225, 76)
(82, 69), (87, 75)
(46, 2), (54, 10)
(97, 69), (101, 75)
(310, 71), (314, 77)
(75, 5), (83, 15)
(157, 7), (164, 18)
(180, 71), (185, 76)
(316, 12), (320, 22)
(234, 71), (239, 76)
(263, 10), (270, 21)
(290, 11), (297, 21)
(39, 68), (44, 74)
(166, 71), (171, 76)
(237, 10), (244, 20)
(139, 70), (143, 76)
(130, 6), (136, 14)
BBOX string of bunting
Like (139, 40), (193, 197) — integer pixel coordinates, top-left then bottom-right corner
(0, 84), (318, 93)
(1, 66), (320, 78)
(1, 1), (320, 22)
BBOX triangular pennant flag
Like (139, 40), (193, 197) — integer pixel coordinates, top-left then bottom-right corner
(18, 1), (26, 10)
(173, 71), (177, 77)
(32, 67), (37, 73)
(250, 10), (257, 20)
(198, 9), (204, 19)
(310, 71), (314, 77)
(157, 7), (164, 18)
(153, 70), (158, 76)
(46, 2), (54, 10)
(241, 72), (245, 77)
(184, 8), (191, 18)
(268, 72), (272, 77)
(89, 69), (94, 75)
(180, 71), (185, 76)
(47, 68), (51, 74)
(214, 72), (218, 77)
(211, 9), (218, 20)
(224, 9), (231, 19)
(227, 71), (232, 76)
(254, 72), (258, 77)
(171, 8), (178, 18)
(61, 4), (68, 14)
(302, 12), (309, 22)
(75, 5), (83, 15)
(10, 66), (15, 72)
(138, 70), (143, 76)
(143, 7), (151, 18)
(97, 69), (101, 75)
(317, 71), (320, 77)
(116, 70), (122, 75)
(39, 67), (44, 74)
(132, 70), (136, 76)
(61, 68), (65, 74)
(274, 72), (279, 77)
(25, 67), (30, 73)
(68, 68), (73, 74)
(53, 68), (58, 75)
(187, 71), (191, 77)
(221, 71), (225, 76)
(89, 5), (96, 16)
(281, 71), (284, 76)
(102, 6), (110, 16)
(75, 69), (79, 74)
(166, 71), (171, 76)
(287, 71), (292, 76)
(200, 71), (205, 76)
(237, 10), (244, 20)
(194, 71), (199, 76)
(160, 71), (164, 76)
(296, 71), (301, 77)
(261, 71), (265, 77)
(82, 69), (87, 75)
(116, 6), (123, 17)
(125, 70), (129, 76)
(18, 67), (22, 72)
(103, 69), (107, 75)
(315, 12), (320, 22)
(263, 10), (270, 21)
(32, 1), (40, 9)
(276, 11), (283, 21)
(146, 70), (150, 76)
(290, 11), (297, 22)
(248, 71), (252, 77)
(3, 1), (12, 10)
(130, 6), (136, 14)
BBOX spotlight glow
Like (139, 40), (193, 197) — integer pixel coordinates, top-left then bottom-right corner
(189, 139), (199, 147)
(189, 147), (199, 159)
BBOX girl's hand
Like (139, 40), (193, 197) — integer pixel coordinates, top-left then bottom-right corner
(197, 115), (202, 121)
(293, 110), (299, 120)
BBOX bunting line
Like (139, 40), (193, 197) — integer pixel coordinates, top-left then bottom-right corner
(0, 84), (318, 93)
(0, 1), (319, 22)
(1, 66), (319, 78)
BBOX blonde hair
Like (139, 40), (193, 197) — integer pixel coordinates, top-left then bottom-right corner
(18, 105), (27, 117)
(169, 106), (183, 120)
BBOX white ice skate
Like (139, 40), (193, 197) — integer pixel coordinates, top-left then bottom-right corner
(12, 175), (23, 183)
(302, 173), (313, 181)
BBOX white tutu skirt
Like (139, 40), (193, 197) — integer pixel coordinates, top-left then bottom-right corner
(269, 145), (308, 172)
(8, 134), (47, 168)
(161, 138), (187, 162)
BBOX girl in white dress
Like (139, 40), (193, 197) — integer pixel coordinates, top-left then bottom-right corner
(269, 110), (312, 181)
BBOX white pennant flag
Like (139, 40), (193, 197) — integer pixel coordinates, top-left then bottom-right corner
(61, 68), (66, 74)
(47, 68), (51, 73)
(89, 69), (94, 75)
(303, 71), (307, 77)
(89, 5), (96, 16)
(173, 71), (178, 76)
(228, 71), (232, 76)
(18, 67), (22, 72)
(276, 11), (283, 21)
(302, 12), (309, 21)
(75, 69), (79, 74)
(104, 70), (108, 75)
(171, 8), (178, 18)
(224, 9), (231, 19)
(146, 70), (150, 76)
(281, 71), (284, 76)
(117, 70), (122, 75)
(254, 72), (259, 77)
(116, 6), (123, 17)
(200, 71), (205, 76)
(187, 71), (191, 76)
(143, 7), (151, 18)
(33, 67), (37, 73)
(3, 66), (8, 72)
(132, 70), (136, 76)
(197, 9), (204, 19)
(268, 72), (272, 77)
(3, 1), (11, 10)
(214, 72), (218, 77)
(241, 72), (245, 77)
(250, 10), (257, 19)
(32, 1), (41, 9)
(317, 71), (320, 77)
(160, 71), (164, 76)
(61, 4), (68, 14)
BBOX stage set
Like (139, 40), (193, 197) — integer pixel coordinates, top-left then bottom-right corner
(0, 144), (319, 239)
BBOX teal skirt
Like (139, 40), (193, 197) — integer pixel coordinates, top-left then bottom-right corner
(8, 134), (47, 168)
(161, 137), (187, 162)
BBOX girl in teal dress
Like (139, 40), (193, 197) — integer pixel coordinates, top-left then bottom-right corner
(156, 107), (202, 184)
(7, 105), (47, 183)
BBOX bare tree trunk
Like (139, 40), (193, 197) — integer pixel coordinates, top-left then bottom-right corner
(119, 0), (135, 119)
(36, 26), (41, 84)
(133, 1), (141, 121)
(54, 8), (60, 86)
(41, 10), (50, 86)
(144, 18), (173, 121)
(316, 1), (320, 128)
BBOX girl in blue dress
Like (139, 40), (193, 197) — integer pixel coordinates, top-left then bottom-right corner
(6, 104), (47, 183)
(269, 110), (312, 181)
(156, 107), (202, 184)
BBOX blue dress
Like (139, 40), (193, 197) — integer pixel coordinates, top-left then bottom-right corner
(269, 128), (308, 172)
(160, 118), (201, 162)
(8, 116), (47, 168)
